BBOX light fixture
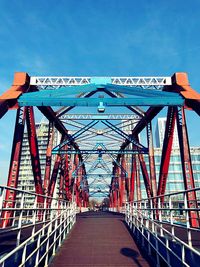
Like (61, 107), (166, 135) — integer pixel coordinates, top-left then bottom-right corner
(98, 102), (105, 113)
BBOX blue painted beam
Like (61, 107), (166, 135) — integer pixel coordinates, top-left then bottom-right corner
(18, 83), (181, 99)
(18, 96), (184, 107)
(105, 84), (180, 97)
(29, 84), (98, 97)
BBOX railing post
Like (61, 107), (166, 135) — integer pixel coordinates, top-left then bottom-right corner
(42, 196), (47, 235)
(16, 192), (25, 246)
(31, 195), (38, 238)
(52, 199), (60, 255)
(150, 198), (154, 233)
(21, 243), (27, 266)
(184, 191), (192, 247)
(169, 195), (175, 239)
(158, 197), (163, 236)
(145, 200), (151, 256)
(35, 232), (41, 266)
(63, 202), (67, 239)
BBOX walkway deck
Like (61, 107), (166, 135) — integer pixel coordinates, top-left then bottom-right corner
(49, 211), (151, 267)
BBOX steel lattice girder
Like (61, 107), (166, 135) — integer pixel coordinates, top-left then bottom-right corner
(60, 114), (141, 120)
(30, 76), (172, 87)
(52, 149), (148, 155)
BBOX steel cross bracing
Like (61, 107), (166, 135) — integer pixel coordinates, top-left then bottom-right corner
(61, 120), (125, 143)
(101, 120), (148, 152)
(30, 76), (172, 89)
(1, 71), (200, 231)
(53, 119), (142, 154)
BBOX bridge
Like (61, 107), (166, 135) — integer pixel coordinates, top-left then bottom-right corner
(0, 72), (200, 266)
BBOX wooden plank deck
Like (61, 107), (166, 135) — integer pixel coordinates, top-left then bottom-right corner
(49, 211), (151, 267)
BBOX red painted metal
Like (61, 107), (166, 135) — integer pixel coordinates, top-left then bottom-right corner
(111, 164), (118, 209)
(119, 155), (126, 207)
(125, 154), (130, 198)
(157, 107), (177, 200)
(146, 122), (157, 198)
(135, 155), (142, 201)
(68, 151), (74, 201)
(83, 175), (89, 207)
(176, 107), (199, 227)
(114, 164), (120, 210)
(110, 166), (114, 209)
(43, 122), (54, 195)
(138, 153), (152, 199)
(129, 152), (136, 202)
(26, 107), (44, 199)
(48, 135), (66, 199)
(59, 155), (66, 200)
(74, 154), (80, 207)
(1, 107), (27, 227)
(48, 154), (61, 199)
(0, 73), (31, 112)
(64, 146), (70, 201)
(118, 107), (163, 157)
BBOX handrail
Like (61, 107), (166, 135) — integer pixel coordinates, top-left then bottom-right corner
(0, 201), (76, 266)
(127, 186), (200, 204)
(124, 187), (200, 266)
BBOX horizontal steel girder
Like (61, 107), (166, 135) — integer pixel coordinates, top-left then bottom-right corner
(60, 114), (141, 120)
(52, 149), (148, 155)
(18, 96), (184, 107)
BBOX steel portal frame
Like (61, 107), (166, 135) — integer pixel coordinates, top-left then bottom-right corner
(0, 72), (200, 228)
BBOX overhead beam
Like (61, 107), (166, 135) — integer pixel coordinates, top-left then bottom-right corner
(18, 96), (184, 107)
(60, 114), (141, 120)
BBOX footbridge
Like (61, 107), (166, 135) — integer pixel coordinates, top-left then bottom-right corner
(0, 72), (200, 266)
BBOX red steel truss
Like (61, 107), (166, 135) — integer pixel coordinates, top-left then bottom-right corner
(1, 107), (27, 227)
(0, 72), (200, 228)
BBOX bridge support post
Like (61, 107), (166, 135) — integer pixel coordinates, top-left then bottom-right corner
(176, 107), (199, 228)
(146, 122), (157, 198)
(129, 150), (136, 202)
(1, 107), (26, 227)
(26, 107), (44, 199)
(138, 153), (152, 199)
(135, 155), (142, 202)
(44, 122), (54, 195)
(157, 107), (177, 201)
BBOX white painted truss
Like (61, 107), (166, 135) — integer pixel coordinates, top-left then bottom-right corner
(30, 76), (172, 89)
(60, 114), (141, 120)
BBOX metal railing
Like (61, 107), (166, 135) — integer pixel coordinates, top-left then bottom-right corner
(0, 185), (76, 266)
(125, 187), (200, 266)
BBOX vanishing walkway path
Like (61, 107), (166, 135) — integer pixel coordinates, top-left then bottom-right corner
(50, 211), (151, 267)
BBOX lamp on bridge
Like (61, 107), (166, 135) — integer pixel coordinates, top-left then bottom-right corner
(98, 101), (105, 113)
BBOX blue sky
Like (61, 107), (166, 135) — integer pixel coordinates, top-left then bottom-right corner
(0, 0), (200, 183)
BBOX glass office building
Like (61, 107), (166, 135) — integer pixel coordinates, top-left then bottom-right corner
(140, 147), (200, 199)
(139, 117), (200, 199)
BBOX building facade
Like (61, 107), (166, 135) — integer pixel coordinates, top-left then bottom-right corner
(155, 117), (179, 148)
(17, 122), (61, 205)
(139, 147), (200, 199)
